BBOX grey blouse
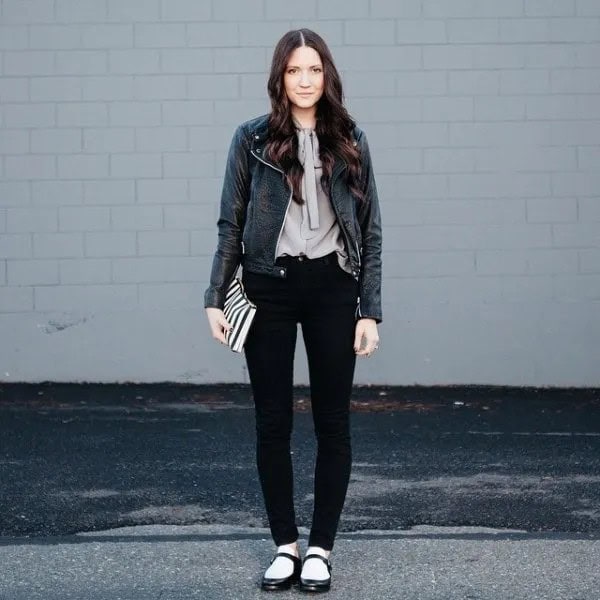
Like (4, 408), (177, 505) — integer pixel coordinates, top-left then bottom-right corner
(275, 126), (351, 273)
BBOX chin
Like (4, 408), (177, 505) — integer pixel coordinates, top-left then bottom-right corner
(294, 98), (318, 108)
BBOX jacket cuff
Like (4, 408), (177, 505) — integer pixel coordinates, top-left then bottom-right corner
(358, 313), (382, 324)
(356, 299), (382, 324)
(204, 287), (226, 310)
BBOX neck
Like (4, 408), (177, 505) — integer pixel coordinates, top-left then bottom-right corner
(291, 107), (316, 130)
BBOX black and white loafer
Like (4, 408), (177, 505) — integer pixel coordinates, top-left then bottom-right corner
(298, 554), (332, 593)
(261, 551), (301, 591)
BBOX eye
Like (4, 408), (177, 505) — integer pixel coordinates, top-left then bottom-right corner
(313, 66), (323, 73)
(287, 67), (298, 74)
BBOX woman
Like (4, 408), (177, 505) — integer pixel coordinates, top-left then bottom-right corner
(204, 29), (382, 593)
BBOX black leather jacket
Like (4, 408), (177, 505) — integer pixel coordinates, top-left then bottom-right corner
(204, 113), (382, 323)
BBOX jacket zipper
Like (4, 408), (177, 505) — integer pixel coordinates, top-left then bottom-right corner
(329, 168), (361, 276)
(274, 190), (293, 258)
(250, 149), (291, 262)
(250, 149), (283, 174)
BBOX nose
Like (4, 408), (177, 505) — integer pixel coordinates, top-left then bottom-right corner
(299, 71), (311, 87)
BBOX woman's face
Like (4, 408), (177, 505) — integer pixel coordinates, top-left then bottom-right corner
(283, 45), (324, 114)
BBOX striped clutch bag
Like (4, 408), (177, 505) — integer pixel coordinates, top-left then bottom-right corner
(223, 277), (257, 353)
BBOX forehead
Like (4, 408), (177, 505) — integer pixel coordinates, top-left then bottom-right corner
(286, 45), (322, 66)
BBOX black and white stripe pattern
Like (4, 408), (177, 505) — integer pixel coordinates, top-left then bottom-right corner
(224, 277), (257, 353)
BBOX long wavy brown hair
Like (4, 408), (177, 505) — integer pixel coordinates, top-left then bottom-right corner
(265, 29), (364, 204)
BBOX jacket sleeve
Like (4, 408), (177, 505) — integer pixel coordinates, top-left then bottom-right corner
(204, 124), (250, 309)
(356, 130), (383, 323)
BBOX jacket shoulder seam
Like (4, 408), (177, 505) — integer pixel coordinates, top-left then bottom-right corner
(352, 125), (365, 143)
(239, 114), (269, 137)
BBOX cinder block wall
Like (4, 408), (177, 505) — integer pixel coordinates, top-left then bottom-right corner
(1, 0), (599, 385)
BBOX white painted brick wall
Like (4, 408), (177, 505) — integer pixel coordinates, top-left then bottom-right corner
(1, 0), (599, 385)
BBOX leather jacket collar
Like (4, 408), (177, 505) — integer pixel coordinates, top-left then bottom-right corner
(248, 114), (350, 184)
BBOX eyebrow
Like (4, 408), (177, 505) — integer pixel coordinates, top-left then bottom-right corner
(287, 64), (323, 69)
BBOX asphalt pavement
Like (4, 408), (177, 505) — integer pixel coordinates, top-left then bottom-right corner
(1, 383), (599, 599)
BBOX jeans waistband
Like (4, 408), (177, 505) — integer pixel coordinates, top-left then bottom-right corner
(275, 251), (338, 266)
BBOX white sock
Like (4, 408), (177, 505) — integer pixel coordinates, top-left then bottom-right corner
(301, 546), (331, 581)
(264, 543), (299, 579)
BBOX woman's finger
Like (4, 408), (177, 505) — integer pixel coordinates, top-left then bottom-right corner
(355, 338), (373, 356)
(206, 310), (232, 345)
(219, 317), (232, 332)
(354, 321), (369, 354)
(211, 324), (228, 345)
(353, 328), (364, 353)
(356, 335), (380, 357)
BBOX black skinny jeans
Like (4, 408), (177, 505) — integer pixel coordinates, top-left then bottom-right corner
(242, 252), (359, 551)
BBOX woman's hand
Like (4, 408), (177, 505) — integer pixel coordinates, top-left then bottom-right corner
(354, 318), (379, 357)
(205, 307), (232, 345)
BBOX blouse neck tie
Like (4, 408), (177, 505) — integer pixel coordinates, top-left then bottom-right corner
(297, 127), (322, 233)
